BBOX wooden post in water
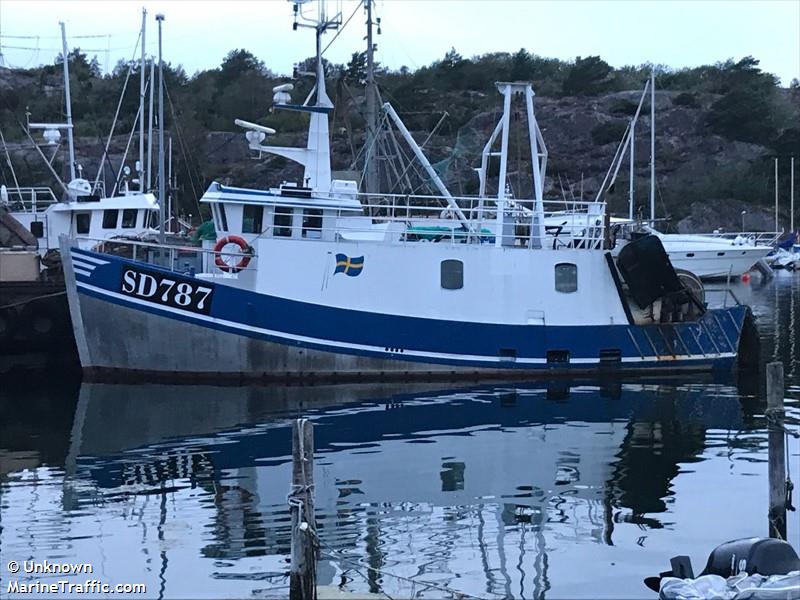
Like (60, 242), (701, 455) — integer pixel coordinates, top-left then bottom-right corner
(290, 419), (316, 600)
(767, 362), (787, 540)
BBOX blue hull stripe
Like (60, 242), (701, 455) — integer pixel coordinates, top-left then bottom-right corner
(71, 248), (745, 371)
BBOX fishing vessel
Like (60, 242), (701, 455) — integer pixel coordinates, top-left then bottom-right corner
(1, 18), (162, 259)
(59, 3), (757, 381)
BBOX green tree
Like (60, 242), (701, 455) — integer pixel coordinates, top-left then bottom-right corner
(219, 49), (266, 86)
(510, 48), (534, 80)
(344, 51), (368, 83)
(706, 57), (779, 144)
(562, 56), (613, 96)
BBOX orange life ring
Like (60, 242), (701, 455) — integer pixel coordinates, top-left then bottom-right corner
(214, 235), (253, 273)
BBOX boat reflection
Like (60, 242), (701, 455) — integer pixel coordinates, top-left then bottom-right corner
(27, 377), (745, 597)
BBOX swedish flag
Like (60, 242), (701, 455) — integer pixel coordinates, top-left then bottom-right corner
(334, 254), (364, 277)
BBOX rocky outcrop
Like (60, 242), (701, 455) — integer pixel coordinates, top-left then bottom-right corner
(2, 77), (793, 232)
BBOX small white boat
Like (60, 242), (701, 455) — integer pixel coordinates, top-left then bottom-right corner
(635, 227), (774, 279)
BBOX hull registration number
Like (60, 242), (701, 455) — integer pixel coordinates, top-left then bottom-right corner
(120, 266), (215, 315)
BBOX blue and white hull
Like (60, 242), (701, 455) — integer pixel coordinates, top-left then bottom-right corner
(62, 242), (754, 381)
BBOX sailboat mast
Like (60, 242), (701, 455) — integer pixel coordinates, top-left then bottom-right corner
(775, 157), (779, 233)
(791, 156), (795, 234)
(59, 22), (76, 183)
(147, 59), (155, 191)
(139, 9), (147, 192)
(629, 119), (635, 220)
(157, 13), (166, 244)
(649, 68), (655, 222)
(364, 0), (378, 194)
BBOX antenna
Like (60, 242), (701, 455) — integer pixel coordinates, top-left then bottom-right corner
(60, 22), (77, 183)
(364, 0), (379, 194)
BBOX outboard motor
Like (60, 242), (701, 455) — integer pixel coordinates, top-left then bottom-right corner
(644, 537), (800, 593)
(701, 537), (800, 578)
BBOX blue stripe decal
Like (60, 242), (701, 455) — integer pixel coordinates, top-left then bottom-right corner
(70, 247), (746, 369)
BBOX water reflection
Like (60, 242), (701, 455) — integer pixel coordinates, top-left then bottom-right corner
(4, 375), (796, 599)
(1, 274), (798, 599)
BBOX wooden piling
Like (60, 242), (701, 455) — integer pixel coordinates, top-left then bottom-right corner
(290, 418), (316, 600)
(767, 362), (787, 540)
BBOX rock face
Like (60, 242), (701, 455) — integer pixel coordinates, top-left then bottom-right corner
(2, 73), (795, 233)
(676, 199), (777, 234)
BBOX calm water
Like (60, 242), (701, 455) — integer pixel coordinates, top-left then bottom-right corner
(1, 273), (798, 599)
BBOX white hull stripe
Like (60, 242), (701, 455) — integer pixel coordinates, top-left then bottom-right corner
(76, 281), (737, 366)
(74, 267), (93, 277)
(72, 259), (99, 272)
(72, 252), (110, 266)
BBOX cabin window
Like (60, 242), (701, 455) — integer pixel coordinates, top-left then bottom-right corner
(302, 209), (323, 238)
(218, 204), (229, 232)
(554, 262), (578, 293)
(75, 213), (91, 234)
(121, 209), (138, 229)
(242, 205), (264, 234)
(144, 210), (159, 229)
(102, 209), (119, 229)
(441, 259), (464, 290)
(274, 206), (293, 237)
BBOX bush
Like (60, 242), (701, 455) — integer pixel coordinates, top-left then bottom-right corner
(591, 121), (628, 145)
(673, 92), (699, 108)
(563, 56), (613, 96)
(610, 99), (638, 115)
(707, 87), (777, 144)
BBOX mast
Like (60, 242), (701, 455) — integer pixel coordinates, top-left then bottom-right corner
(629, 116), (635, 221)
(168, 136), (173, 232)
(147, 58), (155, 191)
(60, 22), (76, 182)
(649, 68), (655, 222)
(364, 0), (379, 194)
(139, 8), (147, 191)
(791, 156), (795, 234)
(625, 79), (649, 220)
(156, 13), (165, 244)
(775, 157), (779, 233)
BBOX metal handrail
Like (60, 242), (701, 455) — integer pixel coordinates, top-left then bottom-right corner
(1, 186), (59, 212)
(80, 236), (259, 274)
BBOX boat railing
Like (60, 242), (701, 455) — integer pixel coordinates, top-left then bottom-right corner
(81, 236), (258, 274)
(329, 192), (608, 250)
(699, 231), (783, 247)
(1, 187), (59, 212)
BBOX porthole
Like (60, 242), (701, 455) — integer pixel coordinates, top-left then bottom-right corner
(441, 259), (464, 290)
(554, 263), (578, 293)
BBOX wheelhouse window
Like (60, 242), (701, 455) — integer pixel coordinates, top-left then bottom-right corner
(274, 206), (293, 237)
(554, 263), (578, 293)
(242, 205), (264, 234)
(121, 209), (138, 229)
(302, 209), (322, 238)
(75, 212), (91, 234)
(144, 210), (159, 229)
(218, 203), (229, 232)
(441, 259), (464, 290)
(102, 209), (119, 229)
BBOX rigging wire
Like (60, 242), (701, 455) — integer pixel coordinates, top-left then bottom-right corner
(163, 83), (203, 218)
(320, 0), (362, 57)
(94, 30), (142, 191)
(0, 125), (22, 192)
